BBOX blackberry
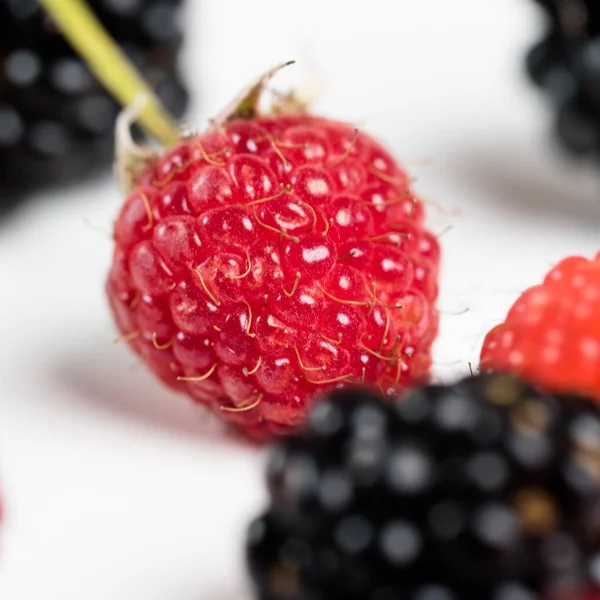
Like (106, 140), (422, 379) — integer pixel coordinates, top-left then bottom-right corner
(526, 0), (600, 156)
(0, 0), (189, 210)
(247, 374), (600, 600)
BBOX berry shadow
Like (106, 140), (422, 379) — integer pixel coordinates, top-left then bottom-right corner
(450, 143), (600, 226)
(48, 322), (240, 446)
(193, 587), (252, 600)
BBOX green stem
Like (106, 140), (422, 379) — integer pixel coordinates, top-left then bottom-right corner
(39, 0), (180, 146)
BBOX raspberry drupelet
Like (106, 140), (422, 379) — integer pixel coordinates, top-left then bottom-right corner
(107, 66), (441, 439)
(481, 253), (600, 400)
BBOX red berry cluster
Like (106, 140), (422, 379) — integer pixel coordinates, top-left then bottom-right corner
(481, 254), (600, 400)
(107, 114), (440, 438)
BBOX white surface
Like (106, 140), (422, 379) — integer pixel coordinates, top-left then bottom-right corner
(1, 1), (600, 598)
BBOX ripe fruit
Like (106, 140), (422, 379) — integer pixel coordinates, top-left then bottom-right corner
(0, 0), (188, 209)
(106, 65), (440, 440)
(247, 373), (600, 599)
(480, 254), (600, 399)
(526, 0), (600, 155)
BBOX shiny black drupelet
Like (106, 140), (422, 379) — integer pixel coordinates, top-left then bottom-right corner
(0, 0), (189, 210)
(248, 373), (600, 600)
(527, 0), (600, 156)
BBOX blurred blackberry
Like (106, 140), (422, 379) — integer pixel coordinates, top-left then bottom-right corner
(527, 0), (600, 156)
(247, 374), (600, 600)
(0, 0), (189, 211)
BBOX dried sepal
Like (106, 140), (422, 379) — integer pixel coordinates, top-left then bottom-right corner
(115, 94), (162, 194)
(211, 61), (306, 128)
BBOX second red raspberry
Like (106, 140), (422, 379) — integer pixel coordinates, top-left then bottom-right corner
(481, 253), (600, 399)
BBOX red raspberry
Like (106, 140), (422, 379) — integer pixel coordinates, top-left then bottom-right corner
(481, 254), (600, 399)
(107, 78), (440, 439)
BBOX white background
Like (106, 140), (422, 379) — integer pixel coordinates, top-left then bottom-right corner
(1, 1), (600, 598)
